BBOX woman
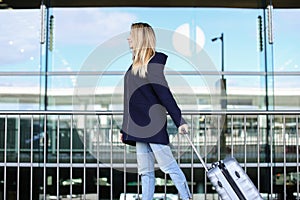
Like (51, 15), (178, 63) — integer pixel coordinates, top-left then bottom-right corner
(120, 22), (192, 200)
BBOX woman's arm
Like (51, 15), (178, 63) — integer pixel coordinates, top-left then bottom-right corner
(147, 62), (186, 128)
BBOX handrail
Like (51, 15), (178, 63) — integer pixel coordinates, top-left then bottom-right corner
(0, 110), (300, 115)
(1, 71), (300, 76)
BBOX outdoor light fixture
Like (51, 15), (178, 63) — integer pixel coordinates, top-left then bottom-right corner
(211, 33), (223, 42)
(40, 3), (46, 44)
(267, 5), (274, 44)
(258, 16), (263, 52)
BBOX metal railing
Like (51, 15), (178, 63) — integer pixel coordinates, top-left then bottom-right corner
(0, 110), (299, 200)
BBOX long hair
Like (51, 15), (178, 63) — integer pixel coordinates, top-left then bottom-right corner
(130, 22), (156, 78)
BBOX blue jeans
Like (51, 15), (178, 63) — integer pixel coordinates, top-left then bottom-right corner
(136, 142), (192, 200)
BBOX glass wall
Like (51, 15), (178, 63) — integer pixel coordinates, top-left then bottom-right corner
(273, 9), (300, 110)
(0, 9), (41, 110)
(48, 7), (267, 111)
(2, 7), (299, 111)
(0, 8), (267, 110)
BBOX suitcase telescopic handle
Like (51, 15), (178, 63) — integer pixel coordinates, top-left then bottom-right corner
(184, 133), (209, 172)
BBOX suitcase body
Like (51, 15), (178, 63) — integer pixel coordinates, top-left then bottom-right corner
(207, 157), (263, 200)
(184, 134), (263, 200)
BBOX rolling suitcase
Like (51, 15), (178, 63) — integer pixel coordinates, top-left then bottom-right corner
(184, 134), (263, 200)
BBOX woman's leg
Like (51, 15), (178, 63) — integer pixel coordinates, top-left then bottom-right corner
(136, 142), (155, 200)
(150, 143), (192, 200)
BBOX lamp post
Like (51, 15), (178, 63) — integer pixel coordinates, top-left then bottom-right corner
(211, 32), (226, 108)
(212, 33), (224, 80)
(212, 33), (227, 159)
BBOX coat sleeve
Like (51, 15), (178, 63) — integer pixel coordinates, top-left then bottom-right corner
(147, 62), (186, 128)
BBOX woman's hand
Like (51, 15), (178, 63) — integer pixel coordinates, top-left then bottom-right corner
(178, 124), (189, 134)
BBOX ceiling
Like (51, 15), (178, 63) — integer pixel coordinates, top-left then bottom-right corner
(1, 0), (300, 9)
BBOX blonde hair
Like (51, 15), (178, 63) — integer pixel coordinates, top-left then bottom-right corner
(130, 23), (156, 78)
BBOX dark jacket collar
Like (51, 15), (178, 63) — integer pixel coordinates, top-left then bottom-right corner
(149, 52), (168, 65)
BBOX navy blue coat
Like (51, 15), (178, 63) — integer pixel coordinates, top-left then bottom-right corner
(121, 52), (186, 146)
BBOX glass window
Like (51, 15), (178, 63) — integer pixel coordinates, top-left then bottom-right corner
(273, 9), (300, 110)
(47, 7), (264, 110)
(0, 10), (40, 72)
(2, 7), (299, 111)
(0, 9), (41, 110)
(273, 9), (300, 73)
